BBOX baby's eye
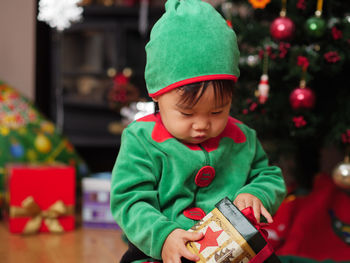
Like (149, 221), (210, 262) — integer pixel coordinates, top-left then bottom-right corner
(211, 111), (223, 115)
(180, 112), (193, 116)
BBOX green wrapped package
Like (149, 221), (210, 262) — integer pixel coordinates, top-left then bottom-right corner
(0, 82), (89, 197)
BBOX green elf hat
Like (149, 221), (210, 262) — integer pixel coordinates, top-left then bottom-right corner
(145, 0), (240, 98)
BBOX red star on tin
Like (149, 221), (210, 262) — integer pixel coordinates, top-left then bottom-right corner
(197, 227), (223, 253)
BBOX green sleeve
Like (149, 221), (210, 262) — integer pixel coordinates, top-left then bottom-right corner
(234, 131), (287, 215)
(110, 127), (180, 259)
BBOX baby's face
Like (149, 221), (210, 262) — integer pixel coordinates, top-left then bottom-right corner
(153, 84), (231, 144)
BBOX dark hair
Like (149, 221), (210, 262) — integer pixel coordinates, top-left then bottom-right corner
(154, 79), (235, 113)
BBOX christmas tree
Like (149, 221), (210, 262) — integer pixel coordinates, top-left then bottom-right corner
(214, 0), (350, 188)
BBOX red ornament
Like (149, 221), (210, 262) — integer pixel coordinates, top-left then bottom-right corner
(289, 87), (315, 109)
(270, 17), (295, 41)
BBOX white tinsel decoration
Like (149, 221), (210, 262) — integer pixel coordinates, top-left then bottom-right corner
(37, 0), (83, 31)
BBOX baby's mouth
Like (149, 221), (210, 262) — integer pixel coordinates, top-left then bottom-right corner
(192, 135), (207, 141)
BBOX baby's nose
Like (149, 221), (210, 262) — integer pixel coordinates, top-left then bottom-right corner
(193, 119), (210, 130)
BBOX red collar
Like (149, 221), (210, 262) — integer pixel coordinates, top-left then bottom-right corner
(137, 113), (246, 152)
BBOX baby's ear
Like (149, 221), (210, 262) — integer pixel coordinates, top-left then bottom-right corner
(152, 97), (159, 102)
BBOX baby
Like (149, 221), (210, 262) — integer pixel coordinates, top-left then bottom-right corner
(110, 0), (286, 262)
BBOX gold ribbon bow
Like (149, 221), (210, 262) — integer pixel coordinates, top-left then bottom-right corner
(10, 196), (74, 234)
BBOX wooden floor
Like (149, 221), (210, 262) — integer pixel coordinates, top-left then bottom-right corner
(0, 222), (128, 263)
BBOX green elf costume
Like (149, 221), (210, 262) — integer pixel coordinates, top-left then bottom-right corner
(110, 0), (286, 262)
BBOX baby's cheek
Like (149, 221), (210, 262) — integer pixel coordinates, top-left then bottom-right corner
(212, 120), (226, 136)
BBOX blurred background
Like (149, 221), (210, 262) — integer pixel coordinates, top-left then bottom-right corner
(1, 0), (350, 261)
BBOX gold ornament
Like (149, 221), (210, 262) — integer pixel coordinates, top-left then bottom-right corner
(34, 133), (52, 153)
(332, 156), (350, 190)
(40, 121), (55, 134)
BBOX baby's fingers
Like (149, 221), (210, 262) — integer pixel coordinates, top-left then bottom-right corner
(252, 202), (261, 223)
(260, 205), (273, 223)
(233, 198), (247, 211)
(182, 231), (203, 261)
(181, 245), (200, 262)
(183, 231), (203, 242)
(165, 255), (181, 263)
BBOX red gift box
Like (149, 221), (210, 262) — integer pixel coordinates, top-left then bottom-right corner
(4, 164), (75, 234)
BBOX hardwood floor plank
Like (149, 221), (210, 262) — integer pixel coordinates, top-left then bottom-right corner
(0, 223), (128, 263)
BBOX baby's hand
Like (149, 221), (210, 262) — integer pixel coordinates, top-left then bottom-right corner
(161, 228), (203, 263)
(233, 193), (273, 223)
